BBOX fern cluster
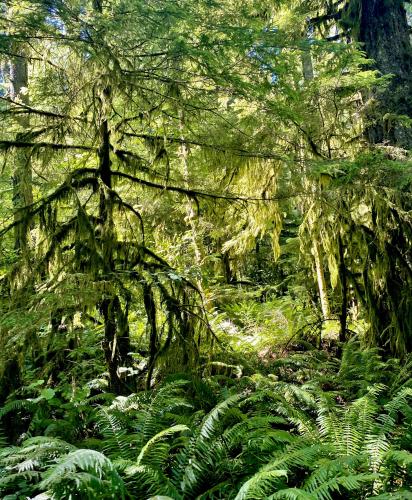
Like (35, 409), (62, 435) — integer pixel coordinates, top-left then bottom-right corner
(1, 345), (412, 499)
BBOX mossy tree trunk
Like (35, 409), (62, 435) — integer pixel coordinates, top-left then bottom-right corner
(356, 0), (412, 353)
(357, 0), (412, 147)
(97, 85), (133, 394)
(10, 55), (33, 258)
(1, 50), (32, 404)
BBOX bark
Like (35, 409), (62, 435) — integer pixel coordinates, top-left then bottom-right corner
(222, 250), (235, 284)
(354, 1), (412, 357)
(301, 20), (314, 82)
(301, 51), (314, 81)
(101, 297), (132, 394)
(360, 228), (412, 357)
(101, 298), (121, 393)
(357, 0), (412, 147)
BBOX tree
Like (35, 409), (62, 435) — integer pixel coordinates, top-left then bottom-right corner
(0, 0), (284, 393)
(283, 0), (412, 355)
(308, 0), (412, 147)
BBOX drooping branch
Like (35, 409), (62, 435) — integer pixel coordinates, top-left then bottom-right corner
(111, 170), (296, 202)
(0, 96), (88, 122)
(121, 132), (290, 161)
(112, 198), (145, 243)
(0, 140), (96, 152)
(0, 171), (98, 237)
(310, 10), (342, 26)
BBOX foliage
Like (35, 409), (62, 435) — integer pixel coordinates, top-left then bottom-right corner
(1, 346), (412, 499)
(0, 0), (411, 498)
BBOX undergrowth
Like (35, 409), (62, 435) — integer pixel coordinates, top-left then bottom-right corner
(1, 341), (412, 499)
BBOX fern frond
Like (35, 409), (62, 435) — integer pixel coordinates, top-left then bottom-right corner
(125, 464), (181, 499)
(0, 426), (7, 448)
(269, 442), (329, 470)
(384, 449), (412, 466)
(0, 398), (35, 418)
(96, 408), (137, 460)
(308, 473), (377, 500)
(303, 454), (367, 493)
(0, 469), (41, 487)
(199, 392), (244, 440)
(270, 487), (317, 499)
(235, 469), (288, 500)
(39, 449), (125, 498)
(137, 424), (189, 466)
(0, 437), (75, 467)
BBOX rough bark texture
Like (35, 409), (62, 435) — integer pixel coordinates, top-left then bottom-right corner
(357, 0), (412, 147)
(355, 1), (412, 355)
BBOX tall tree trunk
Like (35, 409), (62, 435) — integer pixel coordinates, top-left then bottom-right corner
(357, 0), (412, 147)
(353, 0), (412, 355)
(312, 241), (331, 320)
(338, 234), (347, 346)
(91, 1), (133, 394)
(10, 54), (33, 256)
(143, 283), (157, 390)
(1, 48), (33, 407)
(97, 86), (132, 394)
(300, 31), (331, 322)
(301, 19), (315, 81)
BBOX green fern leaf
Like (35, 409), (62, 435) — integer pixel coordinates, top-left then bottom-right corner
(235, 469), (288, 500)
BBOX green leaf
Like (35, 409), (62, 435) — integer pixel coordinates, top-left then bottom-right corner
(40, 389), (56, 401)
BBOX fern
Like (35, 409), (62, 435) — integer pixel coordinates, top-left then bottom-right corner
(125, 464), (181, 499)
(0, 427), (7, 448)
(234, 469), (288, 500)
(270, 488), (317, 499)
(96, 407), (137, 460)
(40, 449), (125, 499)
(0, 436), (76, 498)
(199, 392), (244, 440)
(1, 347), (411, 499)
(137, 424), (189, 466)
(307, 472), (377, 500)
(0, 398), (35, 418)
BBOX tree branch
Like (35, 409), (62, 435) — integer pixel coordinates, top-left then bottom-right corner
(111, 170), (292, 202)
(121, 132), (288, 160)
(0, 140), (96, 152)
(0, 96), (87, 122)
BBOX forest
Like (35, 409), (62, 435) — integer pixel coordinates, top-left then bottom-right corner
(0, 0), (411, 498)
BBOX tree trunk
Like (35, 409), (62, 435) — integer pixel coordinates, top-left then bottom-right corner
(338, 234), (347, 346)
(354, 0), (412, 355)
(358, 0), (412, 147)
(1, 47), (33, 405)
(9, 55), (33, 255)
(312, 241), (331, 320)
(97, 86), (133, 394)
(300, 33), (331, 322)
(143, 283), (158, 390)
